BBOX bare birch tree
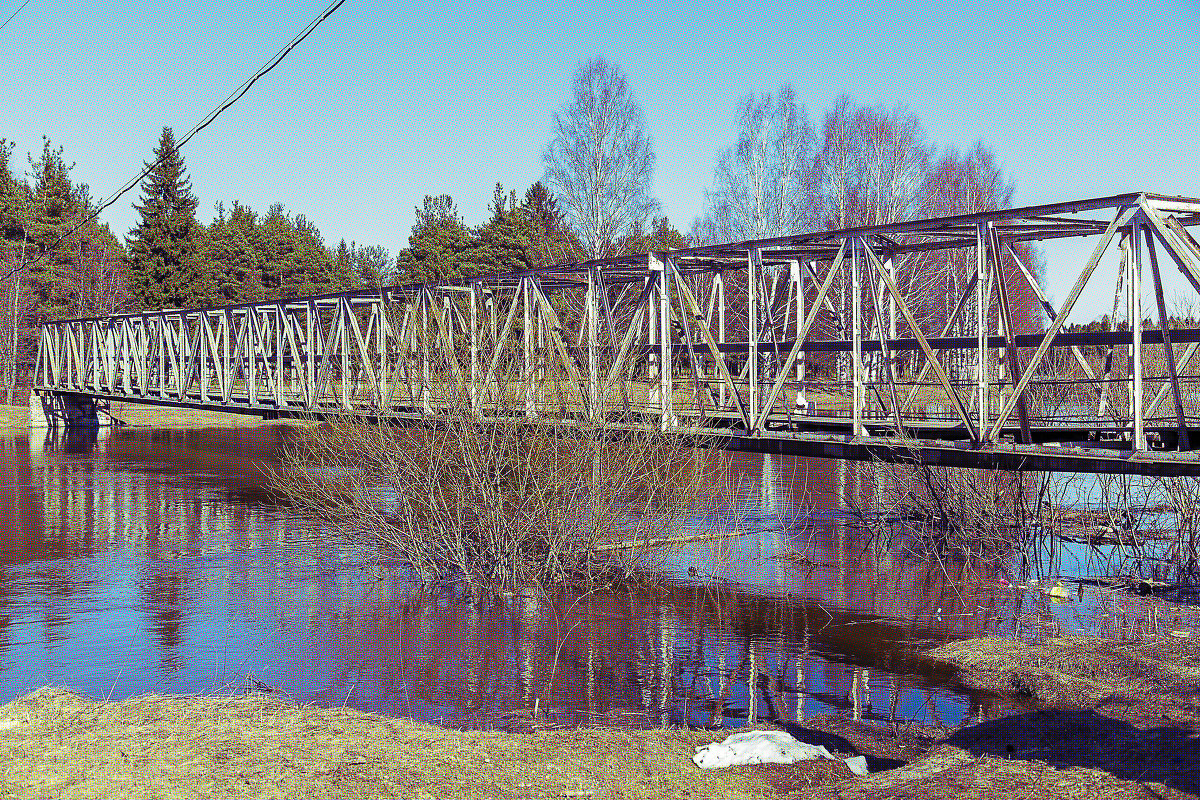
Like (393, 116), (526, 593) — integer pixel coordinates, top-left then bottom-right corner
(924, 144), (1040, 379)
(0, 249), (23, 405)
(814, 95), (861, 231)
(543, 58), (658, 260)
(700, 84), (818, 243)
(810, 100), (932, 377)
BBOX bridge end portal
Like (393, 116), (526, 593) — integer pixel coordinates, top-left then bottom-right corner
(29, 391), (116, 428)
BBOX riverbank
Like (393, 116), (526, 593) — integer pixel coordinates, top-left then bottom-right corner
(0, 403), (278, 429)
(398, 709), (1199, 800)
(2, 660), (1195, 800)
(399, 628), (1200, 799)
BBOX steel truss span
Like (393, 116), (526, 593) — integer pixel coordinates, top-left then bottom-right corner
(33, 192), (1200, 474)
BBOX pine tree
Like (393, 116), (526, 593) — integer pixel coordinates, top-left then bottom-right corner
(396, 195), (476, 286)
(25, 139), (81, 322)
(471, 184), (532, 275)
(354, 245), (390, 287)
(126, 127), (200, 309)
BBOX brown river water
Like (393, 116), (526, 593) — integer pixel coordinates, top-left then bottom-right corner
(0, 424), (1126, 731)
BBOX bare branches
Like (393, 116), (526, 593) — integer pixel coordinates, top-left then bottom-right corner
(702, 84), (818, 244)
(268, 402), (726, 593)
(543, 59), (658, 260)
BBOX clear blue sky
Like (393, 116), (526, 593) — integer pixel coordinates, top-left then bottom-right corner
(1, 0), (1197, 321)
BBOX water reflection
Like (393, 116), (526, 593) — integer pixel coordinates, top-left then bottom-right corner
(399, 579), (1021, 732)
(0, 425), (1180, 734)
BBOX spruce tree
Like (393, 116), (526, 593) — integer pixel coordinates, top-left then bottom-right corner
(126, 127), (200, 309)
(523, 182), (583, 268)
(196, 202), (261, 305)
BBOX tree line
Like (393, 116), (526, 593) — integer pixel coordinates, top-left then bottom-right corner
(0, 57), (1044, 394)
(0, 129), (397, 393)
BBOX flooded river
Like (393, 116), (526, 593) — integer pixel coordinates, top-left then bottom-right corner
(0, 424), (1152, 733)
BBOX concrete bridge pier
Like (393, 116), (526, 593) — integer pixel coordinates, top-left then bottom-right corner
(29, 391), (115, 428)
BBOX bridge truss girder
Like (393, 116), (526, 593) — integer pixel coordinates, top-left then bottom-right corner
(33, 192), (1200, 473)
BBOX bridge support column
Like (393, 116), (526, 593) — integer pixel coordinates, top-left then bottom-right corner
(29, 391), (114, 428)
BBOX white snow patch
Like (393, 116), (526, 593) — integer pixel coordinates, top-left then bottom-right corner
(693, 729), (868, 776)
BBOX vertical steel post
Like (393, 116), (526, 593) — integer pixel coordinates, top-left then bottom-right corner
(888, 253), (897, 386)
(662, 253), (673, 428)
(339, 300), (350, 410)
(156, 316), (164, 397)
(649, 253), (673, 428)
(247, 310), (257, 406)
(524, 277), (534, 417)
(278, 306), (287, 407)
(749, 247), (759, 427)
(716, 272), (726, 407)
(792, 260), (806, 413)
(1131, 222), (1144, 450)
(305, 302), (315, 408)
(222, 311), (231, 402)
(976, 222), (988, 436)
(470, 282), (478, 413)
(535, 287), (545, 407)
(375, 296), (386, 410)
(587, 268), (599, 421)
(422, 291), (431, 414)
(852, 238), (863, 436)
(647, 271), (658, 408)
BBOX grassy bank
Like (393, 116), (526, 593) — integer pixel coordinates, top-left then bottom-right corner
(0, 670), (1195, 799)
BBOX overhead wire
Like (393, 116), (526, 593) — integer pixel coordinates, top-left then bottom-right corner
(0, 0), (347, 284)
(0, 0), (32, 34)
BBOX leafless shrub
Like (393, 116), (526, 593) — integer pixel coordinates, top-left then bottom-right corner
(267, 401), (729, 593)
(1083, 475), (1200, 588)
(848, 442), (1031, 576)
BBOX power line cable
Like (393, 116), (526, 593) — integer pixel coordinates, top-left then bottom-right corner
(1, 0), (347, 285)
(0, 0), (32, 34)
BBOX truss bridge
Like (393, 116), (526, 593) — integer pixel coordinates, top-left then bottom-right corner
(33, 192), (1200, 474)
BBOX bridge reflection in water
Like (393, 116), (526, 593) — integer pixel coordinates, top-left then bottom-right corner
(33, 192), (1200, 474)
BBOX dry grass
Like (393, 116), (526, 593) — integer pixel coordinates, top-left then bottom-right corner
(919, 634), (1200, 708)
(399, 719), (825, 800)
(0, 686), (1190, 800)
(0, 688), (849, 800)
(0, 687), (404, 799)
